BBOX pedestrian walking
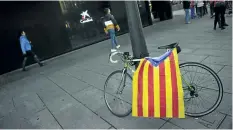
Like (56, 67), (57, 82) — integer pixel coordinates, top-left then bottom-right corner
(183, 0), (191, 24)
(210, 0), (215, 18)
(226, 1), (232, 16)
(203, 1), (208, 15)
(101, 8), (120, 52)
(196, 0), (204, 18)
(19, 30), (43, 71)
(190, 0), (196, 19)
(213, 0), (227, 30)
(221, 1), (229, 26)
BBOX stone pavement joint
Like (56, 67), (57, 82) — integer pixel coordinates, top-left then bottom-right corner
(46, 75), (115, 128)
(36, 93), (63, 129)
(217, 114), (228, 129)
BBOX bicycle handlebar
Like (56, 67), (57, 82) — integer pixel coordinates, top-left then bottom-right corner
(109, 50), (172, 64)
(109, 51), (123, 63)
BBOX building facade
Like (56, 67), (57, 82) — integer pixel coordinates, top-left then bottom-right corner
(0, 1), (171, 75)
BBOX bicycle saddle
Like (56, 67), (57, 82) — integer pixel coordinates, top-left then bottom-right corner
(158, 42), (179, 49)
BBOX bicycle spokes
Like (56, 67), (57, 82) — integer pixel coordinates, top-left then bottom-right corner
(180, 62), (223, 117)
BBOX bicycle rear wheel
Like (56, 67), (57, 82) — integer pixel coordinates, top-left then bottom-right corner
(104, 70), (132, 117)
(179, 62), (223, 117)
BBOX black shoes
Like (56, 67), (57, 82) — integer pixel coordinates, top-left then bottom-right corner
(214, 27), (225, 30)
(22, 63), (44, 72)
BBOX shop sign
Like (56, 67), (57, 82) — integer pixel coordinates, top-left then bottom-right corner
(80, 10), (93, 23)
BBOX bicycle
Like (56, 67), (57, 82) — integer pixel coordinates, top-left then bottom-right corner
(104, 42), (223, 118)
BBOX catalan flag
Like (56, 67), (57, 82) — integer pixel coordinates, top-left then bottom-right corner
(132, 48), (185, 118)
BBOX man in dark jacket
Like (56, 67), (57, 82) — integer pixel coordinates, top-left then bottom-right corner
(101, 8), (120, 52)
(183, 1), (191, 24)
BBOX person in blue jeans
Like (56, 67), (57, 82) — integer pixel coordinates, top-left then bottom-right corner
(101, 8), (120, 52)
(108, 29), (118, 51)
(190, 0), (196, 19)
(183, 1), (191, 24)
(19, 30), (43, 71)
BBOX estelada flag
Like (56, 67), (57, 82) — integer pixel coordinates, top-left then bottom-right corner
(132, 48), (185, 118)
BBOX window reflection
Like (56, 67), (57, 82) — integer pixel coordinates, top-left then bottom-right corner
(59, 1), (110, 49)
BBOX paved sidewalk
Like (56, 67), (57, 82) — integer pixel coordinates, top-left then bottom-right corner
(0, 12), (232, 129)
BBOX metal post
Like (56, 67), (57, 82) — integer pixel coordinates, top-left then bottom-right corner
(125, 1), (149, 68)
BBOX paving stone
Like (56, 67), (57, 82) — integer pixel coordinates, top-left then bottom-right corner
(160, 122), (183, 129)
(178, 54), (207, 62)
(13, 92), (45, 118)
(0, 98), (14, 118)
(61, 66), (87, 80)
(52, 99), (110, 128)
(27, 109), (61, 129)
(36, 79), (67, 104)
(76, 62), (120, 77)
(72, 86), (114, 112)
(193, 49), (232, 57)
(197, 111), (225, 129)
(218, 115), (232, 129)
(0, 88), (15, 118)
(202, 56), (232, 66)
(201, 63), (225, 73)
(221, 44), (232, 51)
(216, 93), (232, 116)
(43, 94), (78, 115)
(62, 65), (109, 91)
(3, 76), (39, 98)
(47, 71), (89, 95)
(221, 77), (232, 93)
(78, 70), (108, 90)
(181, 43), (224, 50)
(169, 116), (208, 129)
(218, 66), (232, 78)
(41, 93), (110, 128)
(96, 105), (166, 129)
(24, 76), (53, 93)
(179, 39), (211, 45)
(108, 126), (116, 129)
(209, 39), (232, 45)
(0, 110), (36, 129)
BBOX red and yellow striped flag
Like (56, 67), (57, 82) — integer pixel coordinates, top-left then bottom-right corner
(132, 48), (185, 118)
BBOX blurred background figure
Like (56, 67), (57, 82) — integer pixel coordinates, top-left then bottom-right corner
(203, 0), (208, 15)
(183, 0), (191, 24)
(196, 0), (204, 18)
(210, 0), (215, 18)
(213, 0), (228, 30)
(190, 0), (196, 19)
(225, 1), (232, 16)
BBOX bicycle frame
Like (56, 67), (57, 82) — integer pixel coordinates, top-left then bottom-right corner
(116, 52), (194, 92)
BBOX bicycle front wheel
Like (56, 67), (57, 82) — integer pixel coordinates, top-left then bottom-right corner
(104, 70), (132, 117)
(180, 62), (223, 117)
